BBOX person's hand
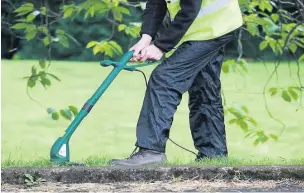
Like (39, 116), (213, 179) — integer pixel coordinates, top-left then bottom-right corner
(138, 44), (164, 62)
(129, 34), (152, 62)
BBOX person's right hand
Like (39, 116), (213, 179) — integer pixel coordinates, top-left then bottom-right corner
(129, 34), (152, 62)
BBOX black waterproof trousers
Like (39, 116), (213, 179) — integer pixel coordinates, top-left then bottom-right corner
(135, 31), (235, 158)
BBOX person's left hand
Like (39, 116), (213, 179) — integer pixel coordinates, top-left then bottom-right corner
(138, 44), (164, 62)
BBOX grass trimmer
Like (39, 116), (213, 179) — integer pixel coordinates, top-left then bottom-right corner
(50, 50), (156, 164)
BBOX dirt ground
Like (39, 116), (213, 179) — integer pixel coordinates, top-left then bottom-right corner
(2, 179), (304, 192)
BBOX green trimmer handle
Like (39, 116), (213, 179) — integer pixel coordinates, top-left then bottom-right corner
(100, 50), (157, 71)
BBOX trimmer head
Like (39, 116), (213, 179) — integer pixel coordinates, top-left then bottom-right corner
(50, 137), (86, 166)
(50, 137), (70, 163)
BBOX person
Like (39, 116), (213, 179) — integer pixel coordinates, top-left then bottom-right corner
(110, 0), (243, 166)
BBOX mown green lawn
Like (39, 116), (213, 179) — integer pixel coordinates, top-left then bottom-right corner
(1, 59), (304, 166)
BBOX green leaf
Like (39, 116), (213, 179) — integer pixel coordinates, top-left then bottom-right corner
(31, 66), (37, 75)
(24, 24), (36, 32)
(39, 26), (48, 35)
(59, 35), (69, 48)
(247, 117), (257, 126)
(108, 41), (123, 55)
(298, 25), (304, 32)
(40, 7), (46, 15)
(14, 3), (34, 15)
(84, 10), (90, 19)
(116, 6), (130, 15)
(289, 86), (301, 91)
(26, 30), (37, 40)
(51, 112), (60, 120)
(268, 40), (277, 53)
(245, 132), (254, 139)
(27, 78), (36, 88)
(40, 78), (51, 88)
(55, 29), (65, 36)
(253, 138), (260, 146)
(259, 0), (272, 12)
(39, 59), (46, 69)
(60, 109), (73, 120)
(228, 107), (243, 119)
(38, 71), (46, 78)
(16, 11), (32, 17)
(246, 23), (258, 36)
(89, 7), (95, 17)
(228, 119), (237, 124)
(222, 59), (234, 73)
(127, 26), (140, 38)
(104, 45), (114, 57)
(47, 108), (56, 114)
(290, 43), (298, 53)
(269, 134), (278, 141)
(295, 41), (304, 49)
(269, 87), (278, 96)
(118, 24), (126, 31)
(26, 12), (36, 21)
(64, 7), (74, 18)
(47, 73), (61, 81)
(111, 0), (120, 7)
(259, 1), (266, 11)
(259, 41), (268, 50)
(238, 0), (249, 5)
(93, 45), (100, 55)
(288, 89), (298, 100)
(11, 23), (36, 32)
(271, 14), (279, 22)
(299, 54), (304, 61)
(68, 106), (78, 116)
(281, 90), (291, 102)
(241, 105), (249, 114)
(233, 104), (247, 116)
(239, 120), (248, 132)
(112, 8), (123, 21)
(261, 135), (269, 143)
(239, 62), (248, 73)
(23, 76), (30, 79)
(222, 63), (229, 73)
(284, 23), (297, 31)
(86, 41), (98, 48)
(16, 18), (29, 23)
(43, 37), (51, 46)
(265, 2), (273, 12)
(11, 23), (28, 29)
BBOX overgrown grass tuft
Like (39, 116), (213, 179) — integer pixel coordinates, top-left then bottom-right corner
(2, 156), (304, 168)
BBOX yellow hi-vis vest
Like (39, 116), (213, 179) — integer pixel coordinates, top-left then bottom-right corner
(165, 0), (243, 56)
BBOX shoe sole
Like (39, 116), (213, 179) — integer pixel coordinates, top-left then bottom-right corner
(109, 161), (167, 167)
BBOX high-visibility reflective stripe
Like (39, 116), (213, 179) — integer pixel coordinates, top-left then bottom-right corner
(197, 0), (230, 17)
(168, 0), (231, 18)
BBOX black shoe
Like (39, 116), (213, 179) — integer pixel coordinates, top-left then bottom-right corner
(109, 147), (167, 166)
(195, 152), (209, 162)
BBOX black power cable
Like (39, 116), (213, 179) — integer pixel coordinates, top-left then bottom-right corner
(134, 69), (198, 157)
